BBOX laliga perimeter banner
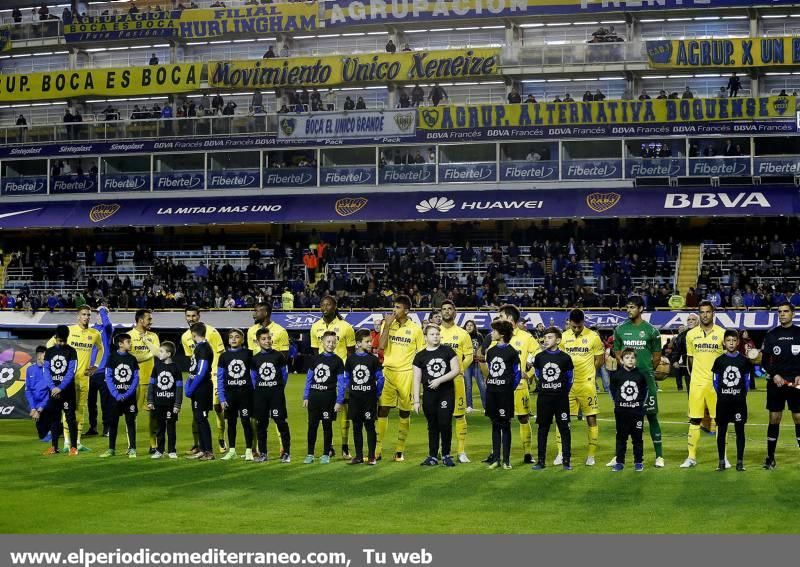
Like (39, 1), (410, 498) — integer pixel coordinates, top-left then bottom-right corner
(417, 96), (796, 135)
(324, 0), (798, 26)
(0, 186), (795, 230)
(0, 63), (202, 103)
(647, 37), (800, 69)
(209, 48), (499, 89)
(277, 109), (416, 141)
(0, 340), (40, 419)
(63, 5), (318, 42)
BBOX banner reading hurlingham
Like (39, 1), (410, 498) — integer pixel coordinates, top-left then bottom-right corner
(277, 109), (416, 141)
(63, 5), (319, 42)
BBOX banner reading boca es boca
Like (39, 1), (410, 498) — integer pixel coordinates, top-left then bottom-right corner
(647, 37), (800, 69)
(209, 48), (499, 89)
(0, 63), (202, 103)
(63, 5), (318, 42)
(417, 96), (796, 134)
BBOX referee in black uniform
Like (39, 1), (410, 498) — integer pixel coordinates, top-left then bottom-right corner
(760, 301), (800, 469)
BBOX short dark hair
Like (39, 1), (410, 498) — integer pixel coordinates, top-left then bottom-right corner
(185, 305), (200, 314)
(77, 305), (91, 313)
(394, 295), (412, 310)
(499, 304), (521, 323)
(114, 333), (131, 348)
(255, 301), (273, 315)
(626, 295), (644, 308)
(355, 329), (371, 342)
(228, 328), (244, 340)
(322, 331), (338, 339)
(776, 301), (795, 311)
(491, 320), (513, 343)
(56, 325), (69, 341)
(698, 300), (715, 311)
(320, 295), (337, 306)
(568, 308), (585, 323)
(161, 341), (176, 357)
(255, 328), (271, 340)
(134, 309), (152, 323)
(724, 330), (739, 340)
(544, 326), (562, 339)
(190, 322), (206, 337)
(441, 300), (455, 309)
(35, 345), (46, 354)
(620, 347), (637, 359)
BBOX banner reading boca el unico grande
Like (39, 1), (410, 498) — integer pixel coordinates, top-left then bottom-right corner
(647, 37), (800, 68)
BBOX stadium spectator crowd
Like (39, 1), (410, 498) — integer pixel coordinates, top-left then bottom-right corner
(1, 233), (678, 313)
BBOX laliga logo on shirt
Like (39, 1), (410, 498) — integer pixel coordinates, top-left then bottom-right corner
(51, 355), (67, 376)
(189, 356), (198, 373)
(620, 380), (639, 402)
(353, 364), (370, 385)
(426, 358), (447, 379)
(773, 346), (781, 355)
(228, 359), (246, 379)
(259, 363), (276, 381)
(115, 364), (133, 384)
(542, 362), (561, 382)
(722, 367), (741, 387)
(157, 371), (174, 391)
(416, 197), (455, 213)
(313, 364), (330, 383)
(489, 358), (506, 378)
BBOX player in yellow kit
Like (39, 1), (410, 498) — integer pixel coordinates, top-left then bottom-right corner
(482, 304), (540, 464)
(556, 309), (605, 466)
(681, 300), (726, 468)
(46, 305), (104, 451)
(248, 302), (289, 356)
(310, 296), (356, 458)
(127, 308), (160, 452)
(377, 294), (425, 461)
(438, 301), (474, 463)
(481, 305), (539, 463)
(181, 305), (226, 454)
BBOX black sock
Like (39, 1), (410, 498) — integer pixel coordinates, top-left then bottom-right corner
(537, 424), (549, 464)
(491, 421), (501, 461)
(501, 420), (512, 464)
(795, 424), (800, 448)
(717, 421), (729, 462)
(767, 423), (780, 460)
(735, 422), (745, 462)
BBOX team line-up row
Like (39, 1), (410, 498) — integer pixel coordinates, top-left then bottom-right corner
(24, 296), (800, 471)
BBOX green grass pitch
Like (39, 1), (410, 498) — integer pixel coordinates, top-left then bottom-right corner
(2, 377), (799, 534)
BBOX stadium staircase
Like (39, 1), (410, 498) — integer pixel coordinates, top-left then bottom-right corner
(676, 244), (702, 295)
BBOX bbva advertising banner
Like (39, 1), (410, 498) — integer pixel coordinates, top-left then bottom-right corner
(0, 187), (795, 229)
